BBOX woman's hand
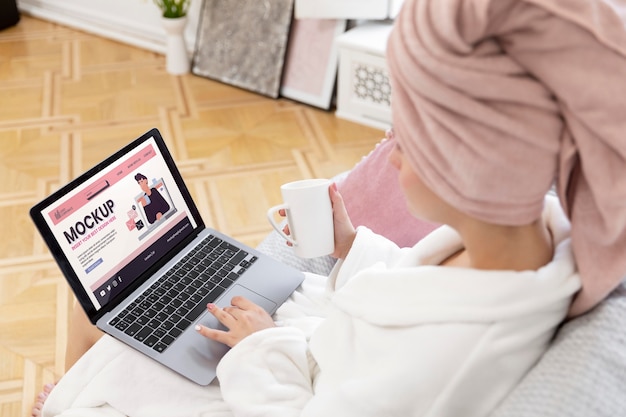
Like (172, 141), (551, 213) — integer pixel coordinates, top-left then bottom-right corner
(328, 182), (356, 259)
(195, 296), (275, 348)
(279, 183), (356, 259)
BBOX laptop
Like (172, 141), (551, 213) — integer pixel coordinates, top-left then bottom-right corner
(30, 128), (305, 385)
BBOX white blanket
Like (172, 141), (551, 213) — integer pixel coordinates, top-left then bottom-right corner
(44, 197), (580, 417)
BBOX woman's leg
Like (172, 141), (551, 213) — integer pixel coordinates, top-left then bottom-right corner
(65, 302), (105, 371)
(32, 302), (104, 416)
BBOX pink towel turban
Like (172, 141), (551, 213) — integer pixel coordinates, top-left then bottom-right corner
(387, 0), (626, 317)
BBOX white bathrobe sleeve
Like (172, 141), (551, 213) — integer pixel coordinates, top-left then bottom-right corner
(216, 327), (316, 417)
(216, 316), (491, 417)
(215, 227), (413, 417)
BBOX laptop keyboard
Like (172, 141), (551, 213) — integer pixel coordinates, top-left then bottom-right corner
(108, 235), (258, 353)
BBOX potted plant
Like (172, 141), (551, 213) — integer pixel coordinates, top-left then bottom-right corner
(154, 0), (191, 74)
(154, 0), (189, 18)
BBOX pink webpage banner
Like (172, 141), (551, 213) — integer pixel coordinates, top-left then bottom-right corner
(47, 144), (157, 226)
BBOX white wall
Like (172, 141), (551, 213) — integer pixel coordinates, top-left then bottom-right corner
(19, 0), (202, 54)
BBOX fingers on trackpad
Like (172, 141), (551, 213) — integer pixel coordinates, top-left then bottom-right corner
(216, 284), (277, 314)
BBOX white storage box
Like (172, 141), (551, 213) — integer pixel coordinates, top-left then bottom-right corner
(295, 0), (404, 19)
(335, 22), (393, 130)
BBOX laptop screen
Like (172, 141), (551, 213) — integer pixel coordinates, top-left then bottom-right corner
(32, 132), (201, 317)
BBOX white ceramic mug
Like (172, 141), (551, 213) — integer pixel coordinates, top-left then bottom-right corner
(267, 179), (335, 258)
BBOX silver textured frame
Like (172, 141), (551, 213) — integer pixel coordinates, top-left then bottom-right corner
(192, 0), (294, 98)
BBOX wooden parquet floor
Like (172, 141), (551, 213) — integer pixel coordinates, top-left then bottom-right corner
(0, 16), (384, 416)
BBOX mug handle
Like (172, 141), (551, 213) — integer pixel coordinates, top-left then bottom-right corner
(266, 204), (297, 246)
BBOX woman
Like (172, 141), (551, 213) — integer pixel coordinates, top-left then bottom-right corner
(134, 173), (170, 224)
(35, 0), (626, 416)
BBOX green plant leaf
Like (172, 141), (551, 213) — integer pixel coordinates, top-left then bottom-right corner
(154, 0), (189, 18)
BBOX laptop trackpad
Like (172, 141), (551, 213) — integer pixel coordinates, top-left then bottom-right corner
(187, 286), (278, 367)
(216, 284), (278, 314)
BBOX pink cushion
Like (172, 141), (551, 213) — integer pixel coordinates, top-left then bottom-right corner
(337, 137), (439, 248)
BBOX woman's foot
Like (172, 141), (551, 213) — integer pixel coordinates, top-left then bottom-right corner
(31, 382), (55, 417)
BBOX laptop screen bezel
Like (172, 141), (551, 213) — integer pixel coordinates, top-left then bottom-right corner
(29, 128), (206, 324)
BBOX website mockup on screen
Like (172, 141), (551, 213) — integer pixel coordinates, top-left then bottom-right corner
(39, 137), (197, 311)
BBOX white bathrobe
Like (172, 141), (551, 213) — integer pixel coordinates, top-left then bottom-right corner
(43, 197), (580, 417)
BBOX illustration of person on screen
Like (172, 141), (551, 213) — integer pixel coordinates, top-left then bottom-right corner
(134, 173), (170, 224)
